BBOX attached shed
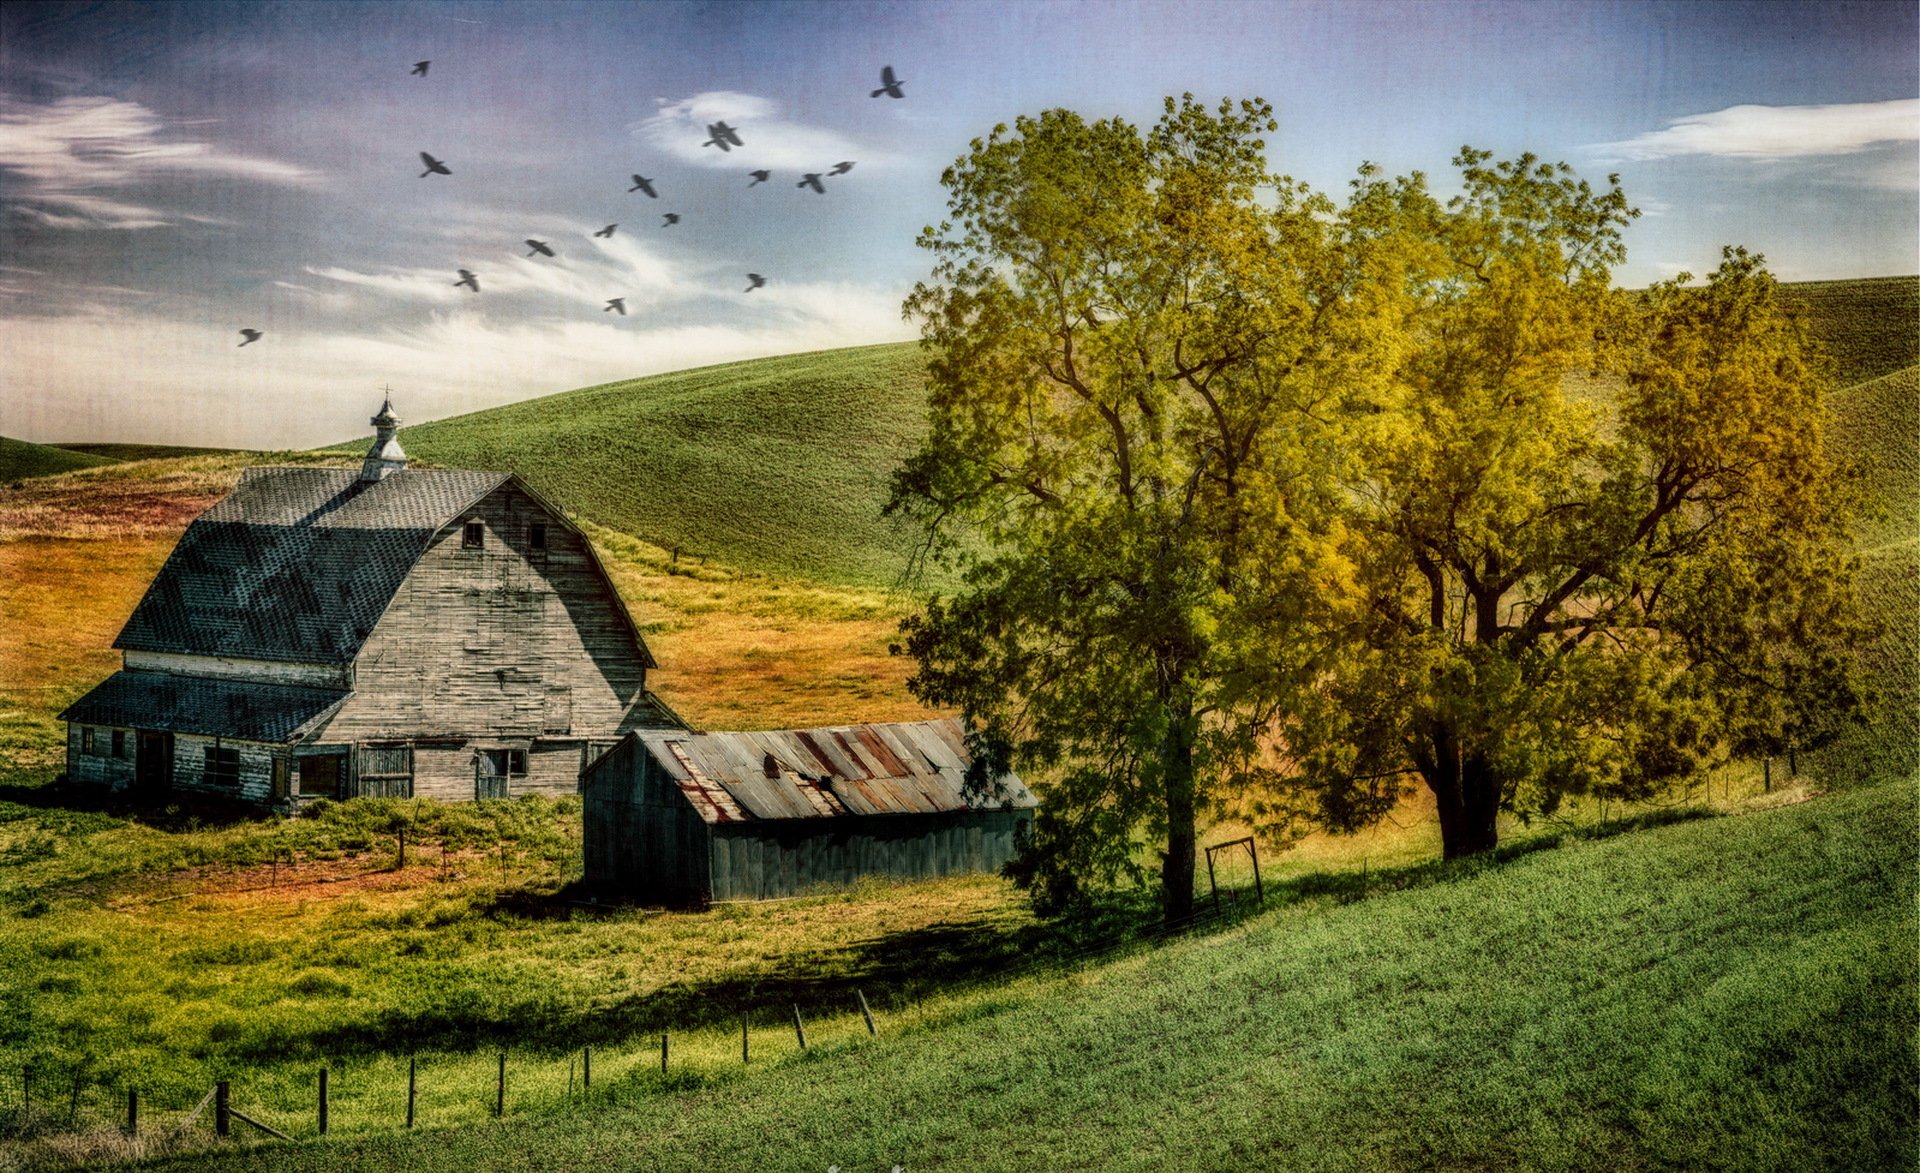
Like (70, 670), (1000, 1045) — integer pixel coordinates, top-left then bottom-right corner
(582, 718), (1035, 904)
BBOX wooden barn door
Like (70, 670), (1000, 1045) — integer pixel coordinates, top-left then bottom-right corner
(134, 731), (173, 795)
(353, 744), (414, 799)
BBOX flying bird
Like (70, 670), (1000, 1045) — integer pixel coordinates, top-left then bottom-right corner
(747, 170), (770, 186)
(411, 61), (430, 77)
(703, 121), (743, 151)
(797, 173), (825, 194)
(525, 239), (555, 258)
(661, 212), (680, 226)
(454, 269), (480, 292)
(593, 224), (617, 238)
(828, 161), (855, 176)
(628, 174), (657, 197)
(419, 152), (450, 176)
(744, 273), (765, 292)
(871, 65), (904, 99)
(237, 328), (262, 346)
(604, 298), (626, 315)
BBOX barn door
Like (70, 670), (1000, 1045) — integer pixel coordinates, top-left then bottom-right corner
(135, 731), (173, 795)
(353, 744), (414, 799)
(475, 750), (510, 800)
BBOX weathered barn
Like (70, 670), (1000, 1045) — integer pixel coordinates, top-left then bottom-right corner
(60, 398), (683, 806)
(582, 718), (1035, 904)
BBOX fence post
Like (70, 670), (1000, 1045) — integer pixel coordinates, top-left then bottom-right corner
(660, 1033), (668, 1074)
(215, 1080), (230, 1139)
(495, 1052), (506, 1118)
(318, 1067), (328, 1135)
(583, 1046), (591, 1092)
(1205, 848), (1220, 913)
(126, 1087), (138, 1137)
(406, 1056), (416, 1129)
(397, 827), (407, 869)
(1249, 840), (1264, 905)
(856, 989), (877, 1037)
(792, 1005), (807, 1051)
(742, 1013), (750, 1064)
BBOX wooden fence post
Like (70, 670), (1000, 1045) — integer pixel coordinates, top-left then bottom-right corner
(126, 1087), (138, 1136)
(397, 827), (407, 869)
(856, 989), (877, 1037)
(495, 1052), (506, 1118)
(318, 1067), (328, 1135)
(66, 1065), (82, 1127)
(214, 1080), (230, 1139)
(1249, 840), (1264, 905)
(660, 1033), (668, 1074)
(742, 1013), (750, 1064)
(583, 1046), (591, 1091)
(406, 1057), (416, 1129)
(792, 1005), (807, 1050)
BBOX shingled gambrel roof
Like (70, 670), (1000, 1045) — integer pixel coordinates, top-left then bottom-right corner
(630, 718), (1035, 824)
(60, 670), (350, 743)
(115, 467), (509, 664)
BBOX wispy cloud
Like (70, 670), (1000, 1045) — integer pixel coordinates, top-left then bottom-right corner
(0, 96), (317, 229)
(632, 92), (872, 172)
(1593, 99), (1920, 162)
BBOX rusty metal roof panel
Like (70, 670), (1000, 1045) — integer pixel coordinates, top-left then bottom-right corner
(628, 718), (1030, 823)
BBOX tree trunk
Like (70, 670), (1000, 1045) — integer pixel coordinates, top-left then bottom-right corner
(1159, 694), (1198, 924)
(1426, 730), (1500, 860)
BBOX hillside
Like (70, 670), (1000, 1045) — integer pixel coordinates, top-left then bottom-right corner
(140, 780), (1913, 1172)
(50, 443), (235, 463)
(1781, 275), (1920, 386)
(365, 343), (931, 589)
(0, 437), (113, 484)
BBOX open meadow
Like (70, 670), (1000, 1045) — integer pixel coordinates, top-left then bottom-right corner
(0, 277), (1912, 1169)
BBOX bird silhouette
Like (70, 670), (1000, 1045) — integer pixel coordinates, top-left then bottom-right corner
(828, 161), (855, 176)
(745, 273), (766, 292)
(661, 212), (680, 226)
(411, 61), (430, 77)
(454, 269), (479, 292)
(525, 239), (555, 258)
(747, 170), (770, 186)
(797, 173), (825, 194)
(871, 65), (904, 98)
(594, 224), (617, 238)
(628, 174), (657, 197)
(238, 328), (263, 346)
(419, 152), (450, 177)
(703, 121), (743, 151)
(604, 298), (626, 315)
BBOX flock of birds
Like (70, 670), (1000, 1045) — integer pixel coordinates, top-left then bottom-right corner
(237, 62), (906, 342)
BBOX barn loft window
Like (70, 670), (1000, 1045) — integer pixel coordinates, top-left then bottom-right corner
(204, 744), (241, 787)
(81, 727), (97, 755)
(529, 522), (548, 551)
(462, 520), (485, 549)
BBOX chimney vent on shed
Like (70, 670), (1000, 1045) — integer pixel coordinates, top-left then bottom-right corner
(360, 393), (408, 482)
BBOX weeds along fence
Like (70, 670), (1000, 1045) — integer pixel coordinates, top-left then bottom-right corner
(0, 879), (1269, 1163)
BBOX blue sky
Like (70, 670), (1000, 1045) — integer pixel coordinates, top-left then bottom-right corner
(1, 0), (1914, 448)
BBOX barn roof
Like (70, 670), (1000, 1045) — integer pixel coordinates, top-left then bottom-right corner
(628, 718), (1034, 824)
(116, 466), (509, 664)
(59, 670), (350, 744)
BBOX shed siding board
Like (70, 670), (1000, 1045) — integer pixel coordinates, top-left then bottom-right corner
(162, 733), (278, 805)
(698, 811), (1030, 902)
(315, 484), (656, 748)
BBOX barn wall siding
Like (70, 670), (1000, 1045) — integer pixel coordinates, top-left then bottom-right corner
(706, 811), (1030, 902)
(164, 734), (279, 805)
(317, 484), (652, 748)
(66, 725), (137, 790)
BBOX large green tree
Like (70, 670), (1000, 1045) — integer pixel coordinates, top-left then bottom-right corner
(1276, 153), (1867, 859)
(889, 96), (1372, 920)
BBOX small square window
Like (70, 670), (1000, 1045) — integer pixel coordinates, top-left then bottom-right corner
(81, 727), (96, 755)
(205, 745), (241, 787)
(529, 522), (547, 551)
(462, 520), (484, 549)
(112, 730), (127, 758)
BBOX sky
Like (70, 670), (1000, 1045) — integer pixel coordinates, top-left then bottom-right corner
(0, 0), (1914, 449)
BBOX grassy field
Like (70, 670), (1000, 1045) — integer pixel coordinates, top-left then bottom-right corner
(1781, 275), (1920, 386)
(9, 777), (1897, 1172)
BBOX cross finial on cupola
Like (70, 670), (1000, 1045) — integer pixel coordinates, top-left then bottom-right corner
(359, 388), (408, 482)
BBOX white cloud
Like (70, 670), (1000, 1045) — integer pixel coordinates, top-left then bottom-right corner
(306, 229), (687, 313)
(1593, 99), (1920, 162)
(0, 96), (317, 229)
(632, 91), (873, 172)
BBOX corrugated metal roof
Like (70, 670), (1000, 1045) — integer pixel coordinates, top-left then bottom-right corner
(630, 718), (1033, 824)
(59, 670), (350, 744)
(116, 467), (509, 664)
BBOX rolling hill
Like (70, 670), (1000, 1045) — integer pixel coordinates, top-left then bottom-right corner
(0, 436), (115, 483)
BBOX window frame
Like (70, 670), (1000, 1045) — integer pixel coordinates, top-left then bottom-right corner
(462, 520), (485, 549)
(81, 727), (97, 755)
(204, 742), (242, 787)
(529, 521), (548, 552)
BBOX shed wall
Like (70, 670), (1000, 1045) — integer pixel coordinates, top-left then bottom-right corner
(709, 810), (1028, 902)
(582, 736), (711, 903)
